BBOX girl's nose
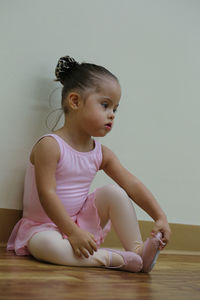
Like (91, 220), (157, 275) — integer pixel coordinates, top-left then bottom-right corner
(108, 110), (115, 120)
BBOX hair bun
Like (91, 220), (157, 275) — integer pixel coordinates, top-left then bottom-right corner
(55, 56), (78, 83)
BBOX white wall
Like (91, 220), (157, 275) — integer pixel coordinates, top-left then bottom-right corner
(0, 0), (200, 225)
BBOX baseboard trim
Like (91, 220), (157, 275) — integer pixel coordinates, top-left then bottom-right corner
(1, 208), (200, 252)
(0, 208), (22, 247)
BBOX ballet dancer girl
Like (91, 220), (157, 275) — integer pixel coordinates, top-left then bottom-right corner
(7, 56), (171, 272)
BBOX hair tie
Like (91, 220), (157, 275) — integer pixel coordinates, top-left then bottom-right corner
(55, 56), (78, 83)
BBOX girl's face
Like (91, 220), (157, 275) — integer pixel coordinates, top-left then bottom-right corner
(79, 78), (121, 137)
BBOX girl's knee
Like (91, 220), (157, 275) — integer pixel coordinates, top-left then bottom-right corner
(102, 184), (128, 200)
(99, 184), (126, 196)
(97, 185), (130, 210)
(27, 231), (62, 260)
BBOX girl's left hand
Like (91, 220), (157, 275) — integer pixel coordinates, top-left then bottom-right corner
(151, 217), (171, 250)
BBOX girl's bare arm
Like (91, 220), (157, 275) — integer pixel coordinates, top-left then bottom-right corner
(100, 145), (171, 245)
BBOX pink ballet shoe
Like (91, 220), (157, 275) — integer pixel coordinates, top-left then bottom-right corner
(102, 248), (143, 273)
(141, 231), (165, 273)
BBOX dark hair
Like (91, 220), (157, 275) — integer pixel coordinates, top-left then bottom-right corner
(55, 56), (119, 113)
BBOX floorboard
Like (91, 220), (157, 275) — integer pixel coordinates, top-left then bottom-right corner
(0, 247), (200, 300)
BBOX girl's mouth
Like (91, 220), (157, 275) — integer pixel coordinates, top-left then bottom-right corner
(105, 123), (112, 130)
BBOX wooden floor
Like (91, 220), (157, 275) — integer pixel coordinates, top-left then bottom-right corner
(0, 247), (200, 300)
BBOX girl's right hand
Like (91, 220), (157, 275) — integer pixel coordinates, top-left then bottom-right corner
(68, 227), (98, 258)
(151, 217), (171, 249)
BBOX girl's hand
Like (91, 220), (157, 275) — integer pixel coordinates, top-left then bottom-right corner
(151, 217), (171, 250)
(68, 227), (98, 258)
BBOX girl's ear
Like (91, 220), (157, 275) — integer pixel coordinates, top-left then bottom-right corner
(68, 92), (82, 110)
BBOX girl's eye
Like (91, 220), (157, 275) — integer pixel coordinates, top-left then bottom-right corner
(101, 103), (108, 109)
(113, 108), (118, 113)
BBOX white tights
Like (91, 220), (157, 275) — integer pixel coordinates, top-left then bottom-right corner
(28, 185), (143, 268)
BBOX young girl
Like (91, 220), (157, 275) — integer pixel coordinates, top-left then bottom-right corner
(7, 56), (171, 273)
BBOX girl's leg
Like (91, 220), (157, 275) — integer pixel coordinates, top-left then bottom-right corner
(27, 186), (143, 270)
(95, 185), (162, 273)
(28, 230), (110, 267)
(95, 185), (143, 254)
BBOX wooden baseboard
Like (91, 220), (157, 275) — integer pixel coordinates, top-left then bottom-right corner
(0, 208), (200, 252)
(0, 208), (22, 247)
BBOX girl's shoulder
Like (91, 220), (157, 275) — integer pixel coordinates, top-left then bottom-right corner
(33, 134), (61, 151)
(100, 144), (118, 170)
(30, 134), (60, 165)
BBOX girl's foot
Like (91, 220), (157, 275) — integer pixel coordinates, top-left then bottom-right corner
(102, 248), (143, 273)
(141, 232), (165, 273)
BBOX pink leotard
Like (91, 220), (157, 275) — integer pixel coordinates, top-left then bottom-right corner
(23, 134), (102, 222)
(7, 134), (111, 255)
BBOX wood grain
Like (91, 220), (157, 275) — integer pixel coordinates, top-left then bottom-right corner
(0, 247), (200, 300)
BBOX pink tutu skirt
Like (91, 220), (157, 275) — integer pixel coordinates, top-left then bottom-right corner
(7, 190), (111, 256)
